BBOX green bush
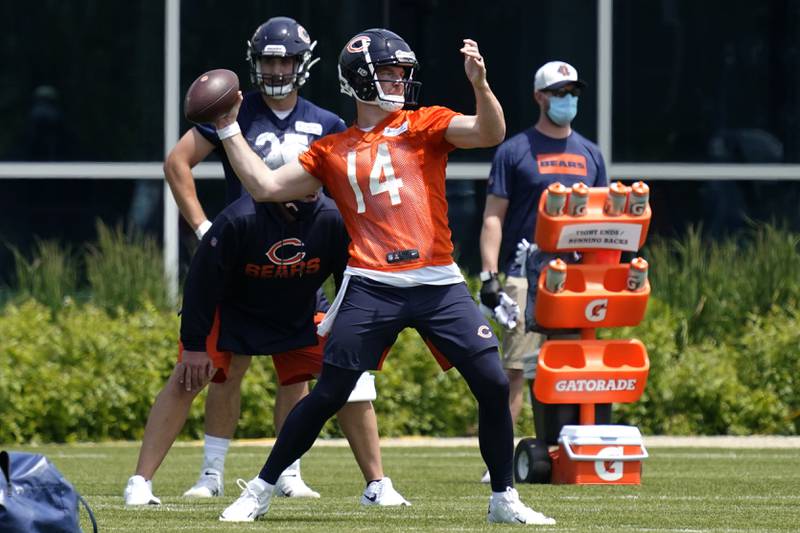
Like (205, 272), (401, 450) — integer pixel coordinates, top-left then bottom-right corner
(9, 239), (78, 311)
(0, 299), (479, 443)
(85, 222), (170, 314)
(0, 300), (180, 443)
(2, 295), (798, 443)
(611, 300), (799, 435)
(646, 222), (800, 342)
(735, 307), (800, 434)
(4, 221), (170, 314)
(2, 221), (799, 442)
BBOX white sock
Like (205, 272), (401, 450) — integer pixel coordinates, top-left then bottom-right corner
(492, 487), (514, 500)
(247, 476), (274, 494)
(280, 459), (301, 477)
(202, 434), (230, 472)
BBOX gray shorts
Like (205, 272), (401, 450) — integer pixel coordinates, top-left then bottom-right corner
(500, 276), (545, 372)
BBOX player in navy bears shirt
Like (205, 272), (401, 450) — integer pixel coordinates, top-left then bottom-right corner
(125, 17), (408, 507)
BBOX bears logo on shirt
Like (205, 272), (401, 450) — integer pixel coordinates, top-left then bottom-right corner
(244, 238), (321, 279)
(266, 238), (305, 265)
(536, 153), (588, 176)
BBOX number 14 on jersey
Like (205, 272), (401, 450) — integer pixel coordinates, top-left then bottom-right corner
(346, 142), (404, 213)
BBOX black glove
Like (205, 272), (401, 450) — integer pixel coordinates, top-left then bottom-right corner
(479, 271), (502, 309)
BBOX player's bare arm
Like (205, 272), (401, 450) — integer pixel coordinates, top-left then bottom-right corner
(214, 93), (323, 202)
(445, 39), (505, 149)
(164, 129), (216, 234)
(480, 194), (510, 272)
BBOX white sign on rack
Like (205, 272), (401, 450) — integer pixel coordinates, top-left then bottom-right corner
(556, 223), (642, 251)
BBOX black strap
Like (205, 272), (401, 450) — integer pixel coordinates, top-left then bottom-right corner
(77, 493), (98, 533)
(0, 451), (9, 488)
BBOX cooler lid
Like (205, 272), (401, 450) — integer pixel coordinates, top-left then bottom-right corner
(558, 424), (644, 445)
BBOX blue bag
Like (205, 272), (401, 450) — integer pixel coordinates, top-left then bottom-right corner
(0, 450), (97, 533)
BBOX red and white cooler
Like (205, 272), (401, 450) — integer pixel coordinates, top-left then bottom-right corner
(551, 424), (648, 485)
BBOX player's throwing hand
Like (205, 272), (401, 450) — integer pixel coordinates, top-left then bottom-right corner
(214, 91), (244, 129)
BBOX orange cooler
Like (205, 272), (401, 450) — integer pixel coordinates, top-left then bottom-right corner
(552, 425), (648, 485)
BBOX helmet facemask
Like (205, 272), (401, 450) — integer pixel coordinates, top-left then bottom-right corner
(248, 41), (320, 99)
(372, 58), (420, 111)
(339, 35), (421, 111)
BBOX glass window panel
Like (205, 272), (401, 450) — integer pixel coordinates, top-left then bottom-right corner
(0, 179), (165, 286)
(613, 0), (800, 163)
(179, 0), (599, 163)
(177, 0), (599, 274)
(0, 2), (165, 162)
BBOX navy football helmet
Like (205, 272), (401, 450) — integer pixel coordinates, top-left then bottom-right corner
(247, 17), (319, 99)
(338, 29), (421, 111)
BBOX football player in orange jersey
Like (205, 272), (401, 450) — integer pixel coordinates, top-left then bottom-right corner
(211, 29), (555, 525)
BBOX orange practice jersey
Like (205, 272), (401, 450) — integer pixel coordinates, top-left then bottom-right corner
(298, 106), (460, 271)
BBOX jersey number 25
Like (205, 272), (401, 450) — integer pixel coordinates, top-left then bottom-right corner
(346, 142), (404, 213)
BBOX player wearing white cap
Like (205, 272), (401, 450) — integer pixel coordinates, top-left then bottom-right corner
(478, 61), (608, 484)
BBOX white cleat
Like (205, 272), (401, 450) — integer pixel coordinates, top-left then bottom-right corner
(274, 473), (320, 498)
(183, 468), (223, 498)
(361, 477), (411, 507)
(123, 475), (161, 506)
(480, 469), (491, 484)
(488, 487), (555, 525)
(219, 478), (272, 522)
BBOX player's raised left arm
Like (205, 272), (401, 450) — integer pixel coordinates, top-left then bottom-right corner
(213, 94), (323, 202)
(445, 39), (506, 149)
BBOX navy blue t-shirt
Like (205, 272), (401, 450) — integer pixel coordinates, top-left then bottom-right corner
(185, 92), (344, 346)
(180, 194), (348, 355)
(197, 91), (347, 205)
(487, 128), (608, 276)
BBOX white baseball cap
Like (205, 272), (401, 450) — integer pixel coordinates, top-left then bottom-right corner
(534, 61), (586, 91)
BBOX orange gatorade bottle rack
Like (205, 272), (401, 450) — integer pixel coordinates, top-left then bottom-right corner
(514, 182), (652, 486)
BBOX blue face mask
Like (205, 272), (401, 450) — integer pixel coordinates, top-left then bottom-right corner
(546, 94), (578, 126)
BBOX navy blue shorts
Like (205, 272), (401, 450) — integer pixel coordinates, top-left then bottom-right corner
(324, 276), (499, 371)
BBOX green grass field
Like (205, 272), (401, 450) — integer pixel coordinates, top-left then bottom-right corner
(9, 442), (800, 532)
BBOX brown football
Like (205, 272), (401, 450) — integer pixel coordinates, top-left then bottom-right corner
(184, 69), (240, 124)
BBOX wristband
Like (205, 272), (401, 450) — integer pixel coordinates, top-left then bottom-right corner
(479, 271), (497, 282)
(195, 219), (212, 239)
(216, 122), (241, 140)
